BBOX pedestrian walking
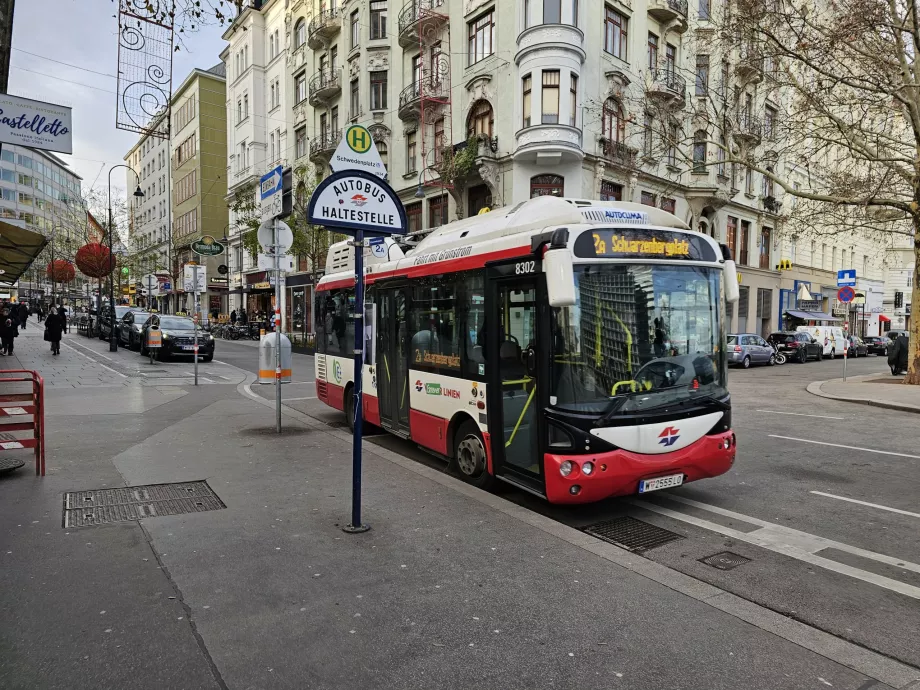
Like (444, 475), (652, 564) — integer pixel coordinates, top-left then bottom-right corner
(230, 309), (237, 325)
(44, 308), (65, 355)
(18, 302), (28, 330)
(37, 304), (45, 323)
(0, 306), (19, 355)
(888, 333), (909, 375)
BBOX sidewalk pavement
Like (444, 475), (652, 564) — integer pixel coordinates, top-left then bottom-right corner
(2, 332), (919, 688)
(807, 372), (920, 414)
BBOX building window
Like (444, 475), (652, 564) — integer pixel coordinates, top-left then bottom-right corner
(295, 127), (307, 159)
(294, 19), (306, 48)
(643, 113), (654, 156)
(640, 191), (656, 206)
(740, 219), (751, 265)
(602, 98), (625, 143)
(295, 72), (307, 103)
(350, 78), (359, 117)
(699, 0), (710, 19)
(269, 132), (276, 162)
(541, 70), (560, 124)
(243, 94), (248, 118)
(666, 123), (678, 166)
(467, 100), (494, 137)
(726, 216), (738, 260)
(370, 0), (387, 39)
(176, 134), (196, 165)
(604, 6), (627, 60)
(665, 43), (676, 73)
(269, 33), (275, 59)
(378, 141), (388, 169)
(530, 174), (564, 197)
(236, 99), (242, 123)
(269, 83), (275, 110)
(764, 105), (777, 140)
(544, 0), (561, 23)
(648, 33), (658, 71)
(661, 197), (676, 214)
(717, 136), (727, 177)
(524, 0), (532, 28)
(760, 225), (772, 269)
(522, 74), (532, 127)
(433, 118), (445, 165)
(406, 202), (422, 234)
(600, 181), (622, 201)
(745, 166), (754, 194)
(407, 130), (417, 174)
(370, 71), (387, 110)
(696, 54), (709, 95)
(429, 195), (448, 229)
(863, 254), (869, 277)
(175, 170), (197, 204)
(351, 10), (360, 49)
(468, 11), (495, 66)
(693, 130), (707, 173)
(569, 74), (578, 127)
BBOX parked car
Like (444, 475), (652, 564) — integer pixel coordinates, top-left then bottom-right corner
(886, 329), (909, 341)
(846, 335), (869, 358)
(767, 331), (824, 363)
(99, 306), (142, 341)
(796, 325), (847, 358)
(117, 310), (150, 350)
(863, 336), (891, 356)
(727, 333), (776, 368)
(140, 314), (214, 362)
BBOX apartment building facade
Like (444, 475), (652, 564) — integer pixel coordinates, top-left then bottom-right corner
(171, 64), (230, 315)
(125, 109), (172, 311)
(220, 0), (896, 337)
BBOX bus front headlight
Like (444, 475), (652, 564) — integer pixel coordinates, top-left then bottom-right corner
(559, 460), (574, 477)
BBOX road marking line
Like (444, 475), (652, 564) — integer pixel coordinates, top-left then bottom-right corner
(810, 491), (920, 520)
(633, 497), (920, 600)
(756, 410), (844, 420)
(768, 435), (920, 459)
(61, 342), (128, 379)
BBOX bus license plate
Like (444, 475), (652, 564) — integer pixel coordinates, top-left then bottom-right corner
(639, 474), (684, 493)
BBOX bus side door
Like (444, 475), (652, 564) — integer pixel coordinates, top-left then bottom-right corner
(376, 286), (410, 435)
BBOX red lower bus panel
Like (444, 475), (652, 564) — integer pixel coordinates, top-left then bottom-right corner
(326, 382), (346, 412)
(316, 379), (328, 404)
(543, 431), (736, 504)
(364, 394), (380, 427)
(409, 409), (448, 455)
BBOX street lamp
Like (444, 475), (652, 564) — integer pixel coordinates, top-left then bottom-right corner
(108, 164), (144, 352)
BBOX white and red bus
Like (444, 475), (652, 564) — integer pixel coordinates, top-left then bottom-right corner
(314, 196), (739, 504)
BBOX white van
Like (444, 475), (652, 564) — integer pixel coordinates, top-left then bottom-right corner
(796, 325), (847, 357)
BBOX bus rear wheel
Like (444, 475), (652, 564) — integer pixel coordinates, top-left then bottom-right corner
(452, 420), (497, 490)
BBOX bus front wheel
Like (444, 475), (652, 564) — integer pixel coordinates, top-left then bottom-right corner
(452, 420), (497, 490)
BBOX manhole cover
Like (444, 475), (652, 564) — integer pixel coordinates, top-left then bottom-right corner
(0, 457), (25, 475)
(63, 481), (225, 528)
(583, 516), (683, 552)
(700, 551), (750, 570)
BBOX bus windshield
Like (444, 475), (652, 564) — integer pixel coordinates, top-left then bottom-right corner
(550, 263), (726, 415)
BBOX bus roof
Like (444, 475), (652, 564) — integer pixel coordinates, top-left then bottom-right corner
(317, 196), (700, 290)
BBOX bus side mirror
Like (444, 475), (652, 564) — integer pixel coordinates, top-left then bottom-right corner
(544, 248), (576, 308)
(723, 259), (740, 303)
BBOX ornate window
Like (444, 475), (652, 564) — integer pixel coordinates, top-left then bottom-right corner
(602, 98), (626, 143)
(467, 100), (494, 138)
(294, 19), (306, 48)
(530, 174), (564, 198)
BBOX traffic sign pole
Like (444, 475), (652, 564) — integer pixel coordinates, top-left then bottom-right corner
(274, 219), (282, 434)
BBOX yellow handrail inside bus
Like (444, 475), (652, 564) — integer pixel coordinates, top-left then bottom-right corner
(611, 379), (652, 395)
(593, 305), (633, 376)
(505, 385), (536, 448)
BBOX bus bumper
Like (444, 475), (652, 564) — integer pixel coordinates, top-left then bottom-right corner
(543, 431), (736, 504)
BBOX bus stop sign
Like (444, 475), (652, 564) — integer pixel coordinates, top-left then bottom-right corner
(307, 170), (406, 237)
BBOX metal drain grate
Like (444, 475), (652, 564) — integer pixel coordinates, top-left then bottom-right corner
(63, 481), (225, 528)
(700, 551), (750, 571)
(583, 516), (683, 552)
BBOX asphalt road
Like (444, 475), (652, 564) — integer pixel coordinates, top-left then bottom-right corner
(78, 336), (920, 670)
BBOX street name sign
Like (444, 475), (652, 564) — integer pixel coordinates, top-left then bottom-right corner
(837, 269), (856, 287)
(330, 125), (386, 178)
(307, 170), (407, 237)
(260, 165), (284, 222)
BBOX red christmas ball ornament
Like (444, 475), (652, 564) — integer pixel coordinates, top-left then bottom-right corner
(46, 259), (75, 282)
(75, 243), (115, 278)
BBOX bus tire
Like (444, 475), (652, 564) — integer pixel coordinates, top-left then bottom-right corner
(451, 420), (497, 490)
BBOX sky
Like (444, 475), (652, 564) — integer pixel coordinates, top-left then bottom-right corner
(8, 0), (228, 205)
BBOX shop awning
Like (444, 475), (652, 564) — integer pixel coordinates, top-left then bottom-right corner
(879, 314), (891, 323)
(784, 310), (843, 322)
(0, 221), (48, 285)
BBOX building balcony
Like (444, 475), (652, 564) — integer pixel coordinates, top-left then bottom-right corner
(397, 0), (449, 50)
(308, 8), (341, 51)
(761, 194), (781, 215)
(515, 24), (586, 66)
(647, 69), (686, 109)
(736, 44), (763, 83)
(647, 0), (689, 32)
(600, 139), (638, 169)
(734, 111), (762, 147)
(310, 128), (341, 163)
(309, 68), (341, 107)
(513, 124), (584, 164)
(397, 78), (447, 120)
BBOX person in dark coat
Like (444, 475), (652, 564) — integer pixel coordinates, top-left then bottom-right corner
(888, 333), (909, 375)
(230, 309), (237, 325)
(0, 306), (19, 355)
(45, 308), (65, 355)
(18, 302), (28, 330)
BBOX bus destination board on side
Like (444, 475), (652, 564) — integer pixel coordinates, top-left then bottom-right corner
(573, 228), (718, 261)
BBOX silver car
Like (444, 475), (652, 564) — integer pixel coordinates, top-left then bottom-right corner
(727, 333), (775, 368)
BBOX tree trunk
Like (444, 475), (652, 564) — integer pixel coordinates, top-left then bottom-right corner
(904, 217), (920, 385)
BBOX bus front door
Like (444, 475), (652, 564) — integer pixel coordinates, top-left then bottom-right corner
(376, 287), (410, 435)
(486, 272), (545, 494)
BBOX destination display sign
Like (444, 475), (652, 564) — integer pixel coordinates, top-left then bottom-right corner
(573, 228), (718, 262)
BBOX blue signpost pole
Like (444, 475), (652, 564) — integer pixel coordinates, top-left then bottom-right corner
(344, 228), (369, 533)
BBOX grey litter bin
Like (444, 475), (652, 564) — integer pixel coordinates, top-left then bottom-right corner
(259, 332), (292, 384)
